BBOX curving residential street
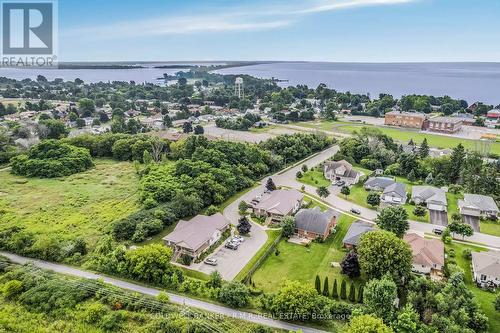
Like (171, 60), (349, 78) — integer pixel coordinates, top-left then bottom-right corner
(272, 145), (500, 249)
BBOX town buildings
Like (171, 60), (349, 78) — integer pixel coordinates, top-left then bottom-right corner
(426, 116), (463, 133)
(384, 111), (427, 129)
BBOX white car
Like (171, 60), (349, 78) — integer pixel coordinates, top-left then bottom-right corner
(233, 235), (245, 243)
(204, 258), (218, 266)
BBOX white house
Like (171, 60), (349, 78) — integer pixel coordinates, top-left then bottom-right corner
(404, 233), (445, 277)
(472, 251), (500, 288)
(323, 160), (361, 185)
(459, 194), (499, 219)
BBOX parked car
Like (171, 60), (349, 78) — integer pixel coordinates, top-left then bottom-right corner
(350, 208), (361, 215)
(225, 242), (239, 250)
(204, 258), (218, 266)
(232, 235), (245, 243)
(335, 180), (346, 186)
(432, 228), (443, 235)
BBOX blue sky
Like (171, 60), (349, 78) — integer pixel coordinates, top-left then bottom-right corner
(58, 0), (500, 62)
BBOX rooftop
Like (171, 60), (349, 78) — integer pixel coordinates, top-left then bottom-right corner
(472, 251), (500, 278)
(163, 213), (230, 251)
(460, 194), (499, 213)
(429, 116), (463, 124)
(404, 233), (444, 267)
(253, 189), (304, 215)
(294, 207), (339, 235)
(342, 221), (375, 246)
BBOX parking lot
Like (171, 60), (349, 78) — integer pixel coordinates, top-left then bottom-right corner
(429, 209), (448, 226)
(190, 231), (267, 280)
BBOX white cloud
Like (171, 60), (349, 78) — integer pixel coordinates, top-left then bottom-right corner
(63, 0), (417, 39)
(294, 0), (417, 14)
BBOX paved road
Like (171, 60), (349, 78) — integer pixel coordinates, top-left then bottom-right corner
(272, 145), (500, 249)
(0, 252), (327, 333)
(186, 148), (338, 280)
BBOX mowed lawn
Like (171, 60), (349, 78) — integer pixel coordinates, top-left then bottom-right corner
(0, 159), (140, 246)
(298, 169), (331, 188)
(295, 120), (500, 155)
(445, 242), (500, 333)
(251, 215), (363, 293)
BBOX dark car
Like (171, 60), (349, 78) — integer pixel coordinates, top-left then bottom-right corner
(432, 228), (443, 235)
(350, 208), (361, 215)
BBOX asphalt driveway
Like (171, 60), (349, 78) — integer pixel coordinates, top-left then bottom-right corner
(429, 209), (448, 226)
(463, 214), (480, 232)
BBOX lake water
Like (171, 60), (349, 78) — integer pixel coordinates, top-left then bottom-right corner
(217, 62), (500, 105)
(1, 62), (499, 104)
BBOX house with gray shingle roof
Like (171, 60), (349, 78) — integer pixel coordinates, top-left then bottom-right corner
(364, 177), (396, 191)
(472, 251), (500, 288)
(411, 186), (447, 212)
(459, 194), (499, 218)
(323, 160), (360, 185)
(163, 213), (230, 259)
(381, 182), (407, 205)
(342, 221), (375, 249)
(252, 189), (303, 222)
(294, 207), (339, 241)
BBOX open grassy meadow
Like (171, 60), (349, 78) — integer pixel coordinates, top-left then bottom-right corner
(251, 215), (363, 293)
(0, 159), (140, 246)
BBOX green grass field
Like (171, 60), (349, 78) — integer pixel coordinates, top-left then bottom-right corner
(235, 229), (282, 282)
(0, 159), (140, 246)
(251, 215), (363, 293)
(445, 242), (500, 333)
(298, 169), (331, 188)
(295, 120), (500, 155)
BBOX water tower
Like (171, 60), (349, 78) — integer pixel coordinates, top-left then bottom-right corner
(235, 77), (244, 99)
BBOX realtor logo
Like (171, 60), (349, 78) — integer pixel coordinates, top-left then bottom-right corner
(1, 1), (57, 66)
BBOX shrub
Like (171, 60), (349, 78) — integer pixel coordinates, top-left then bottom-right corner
(2, 279), (23, 299)
(11, 140), (93, 178)
(462, 249), (472, 260)
(217, 281), (250, 308)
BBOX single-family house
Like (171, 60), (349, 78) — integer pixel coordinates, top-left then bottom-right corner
(381, 182), (407, 205)
(458, 194), (499, 219)
(162, 213), (230, 259)
(323, 160), (360, 185)
(342, 221), (375, 249)
(364, 177), (396, 192)
(252, 189), (303, 222)
(294, 207), (339, 241)
(404, 233), (444, 276)
(472, 251), (500, 288)
(411, 186), (447, 212)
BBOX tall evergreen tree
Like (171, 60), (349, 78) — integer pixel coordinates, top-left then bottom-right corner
(449, 143), (465, 183)
(358, 285), (364, 303)
(315, 275), (321, 294)
(323, 276), (329, 296)
(332, 279), (338, 299)
(266, 178), (277, 191)
(340, 280), (347, 300)
(419, 138), (429, 158)
(348, 283), (356, 302)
